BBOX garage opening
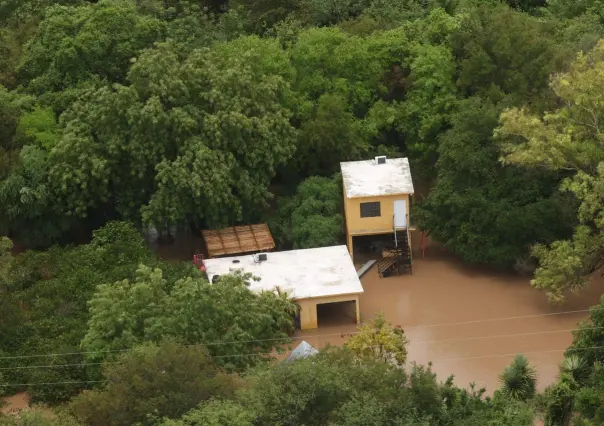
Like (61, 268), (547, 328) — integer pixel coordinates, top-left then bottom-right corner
(317, 300), (357, 327)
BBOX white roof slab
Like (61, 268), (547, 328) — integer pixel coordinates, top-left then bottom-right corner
(203, 245), (364, 300)
(340, 157), (414, 198)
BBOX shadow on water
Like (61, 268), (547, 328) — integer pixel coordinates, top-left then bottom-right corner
(147, 226), (207, 263)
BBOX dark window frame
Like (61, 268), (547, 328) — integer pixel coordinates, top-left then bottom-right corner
(360, 201), (381, 218)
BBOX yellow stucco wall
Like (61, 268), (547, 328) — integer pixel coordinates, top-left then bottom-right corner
(343, 191), (411, 236)
(297, 294), (361, 330)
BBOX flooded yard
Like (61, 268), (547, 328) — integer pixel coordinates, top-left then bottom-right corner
(296, 245), (604, 393)
(152, 232), (604, 393)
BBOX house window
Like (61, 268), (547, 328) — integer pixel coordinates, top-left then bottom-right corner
(360, 202), (381, 218)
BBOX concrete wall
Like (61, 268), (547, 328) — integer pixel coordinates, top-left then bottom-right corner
(343, 191), (411, 236)
(297, 294), (361, 330)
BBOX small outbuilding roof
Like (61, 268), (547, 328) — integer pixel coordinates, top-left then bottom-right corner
(203, 245), (364, 300)
(202, 224), (275, 258)
(340, 157), (414, 198)
(283, 341), (319, 363)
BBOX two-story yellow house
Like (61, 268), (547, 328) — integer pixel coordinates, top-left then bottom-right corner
(340, 156), (415, 263)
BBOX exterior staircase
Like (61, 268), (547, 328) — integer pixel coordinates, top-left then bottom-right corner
(377, 230), (412, 278)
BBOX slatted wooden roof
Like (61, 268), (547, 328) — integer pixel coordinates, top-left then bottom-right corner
(202, 224), (275, 258)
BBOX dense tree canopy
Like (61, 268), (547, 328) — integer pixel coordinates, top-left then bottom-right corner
(416, 97), (574, 267)
(2, 0), (604, 422)
(69, 341), (237, 426)
(159, 347), (535, 426)
(82, 265), (296, 370)
(269, 174), (344, 249)
(497, 40), (604, 301)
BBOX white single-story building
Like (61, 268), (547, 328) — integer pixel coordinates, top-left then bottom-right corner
(203, 245), (364, 330)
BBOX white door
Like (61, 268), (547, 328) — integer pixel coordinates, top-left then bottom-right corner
(393, 200), (407, 228)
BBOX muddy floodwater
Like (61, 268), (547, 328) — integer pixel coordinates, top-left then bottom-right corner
(153, 232), (604, 393)
(296, 242), (604, 393)
(4, 235), (603, 412)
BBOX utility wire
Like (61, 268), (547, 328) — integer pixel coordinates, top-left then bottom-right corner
(2, 345), (604, 387)
(0, 380), (102, 387)
(2, 325), (603, 371)
(0, 362), (108, 371)
(0, 306), (599, 361)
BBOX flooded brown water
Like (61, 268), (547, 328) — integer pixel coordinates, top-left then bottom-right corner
(153, 232), (604, 393)
(1, 392), (30, 414)
(4, 235), (602, 412)
(295, 241), (604, 394)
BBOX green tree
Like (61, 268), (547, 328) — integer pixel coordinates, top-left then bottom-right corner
(573, 363), (604, 424)
(270, 174), (343, 249)
(0, 145), (74, 246)
(497, 40), (604, 301)
(498, 354), (537, 402)
(159, 399), (255, 426)
(0, 222), (158, 403)
(0, 86), (34, 179)
(81, 266), (296, 370)
(0, 410), (81, 426)
(45, 36), (296, 231)
(173, 347), (534, 425)
(18, 0), (165, 99)
(451, 3), (562, 106)
(416, 97), (573, 267)
(345, 312), (408, 366)
(69, 341), (237, 426)
(548, 0), (604, 20)
(296, 93), (369, 176)
(16, 106), (60, 150)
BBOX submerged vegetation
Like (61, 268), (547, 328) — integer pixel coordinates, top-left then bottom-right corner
(1, 0), (604, 424)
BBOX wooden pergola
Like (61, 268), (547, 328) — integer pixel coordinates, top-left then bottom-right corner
(202, 224), (275, 258)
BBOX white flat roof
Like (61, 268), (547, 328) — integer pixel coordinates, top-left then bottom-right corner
(340, 157), (414, 198)
(203, 245), (364, 300)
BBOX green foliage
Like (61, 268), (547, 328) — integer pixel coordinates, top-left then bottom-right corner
(0, 222), (157, 403)
(296, 93), (369, 175)
(1, 0), (603, 420)
(416, 97), (574, 266)
(270, 174), (343, 249)
(0, 86), (35, 179)
(41, 36), (297, 231)
(0, 145), (73, 246)
(166, 347), (534, 425)
(451, 3), (562, 105)
(159, 399), (255, 426)
(543, 298), (604, 425)
(82, 266), (296, 370)
(0, 410), (82, 426)
(69, 341), (237, 426)
(345, 312), (408, 366)
(548, 0), (604, 20)
(497, 41), (604, 301)
(457, 394), (535, 426)
(19, 0), (165, 98)
(16, 106), (60, 149)
(573, 363), (604, 424)
(566, 295), (604, 374)
(498, 354), (537, 402)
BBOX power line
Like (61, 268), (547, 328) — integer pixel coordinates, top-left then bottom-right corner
(2, 345), (604, 387)
(0, 380), (101, 387)
(3, 325), (603, 371)
(411, 325), (603, 345)
(0, 362), (108, 371)
(428, 344), (604, 363)
(0, 306), (599, 361)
